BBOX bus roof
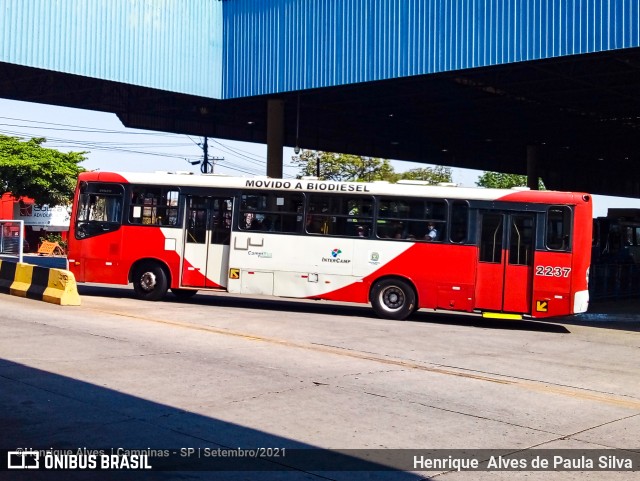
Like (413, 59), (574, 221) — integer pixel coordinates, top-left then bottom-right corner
(78, 171), (591, 205)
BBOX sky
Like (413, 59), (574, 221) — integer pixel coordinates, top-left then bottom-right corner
(1, 97), (639, 217)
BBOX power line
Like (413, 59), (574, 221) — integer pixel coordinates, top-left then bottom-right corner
(212, 141), (265, 167)
(0, 115), (299, 178)
(0, 116), (183, 137)
(212, 139), (266, 163)
(0, 128), (202, 162)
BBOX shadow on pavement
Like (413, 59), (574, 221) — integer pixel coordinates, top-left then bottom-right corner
(77, 285), (571, 334)
(550, 298), (640, 332)
(0, 359), (425, 481)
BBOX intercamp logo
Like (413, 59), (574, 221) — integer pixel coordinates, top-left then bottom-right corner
(321, 248), (351, 264)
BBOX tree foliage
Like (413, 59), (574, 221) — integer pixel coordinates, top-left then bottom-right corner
(292, 150), (452, 184)
(476, 171), (545, 190)
(396, 166), (452, 183)
(292, 150), (393, 181)
(0, 135), (85, 205)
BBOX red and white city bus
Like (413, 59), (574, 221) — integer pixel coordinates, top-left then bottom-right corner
(67, 171), (593, 320)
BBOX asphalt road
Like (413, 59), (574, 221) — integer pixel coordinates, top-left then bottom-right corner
(0, 286), (639, 480)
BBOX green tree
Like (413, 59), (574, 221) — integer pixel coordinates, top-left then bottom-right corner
(476, 171), (545, 190)
(396, 166), (452, 183)
(0, 135), (85, 205)
(293, 150), (452, 184)
(293, 150), (394, 182)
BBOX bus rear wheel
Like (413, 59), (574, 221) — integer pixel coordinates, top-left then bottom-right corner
(370, 278), (416, 320)
(132, 262), (168, 301)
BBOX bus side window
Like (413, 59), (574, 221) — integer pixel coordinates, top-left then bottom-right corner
(546, 206), (572, 251)
(129, 187), (179, 226)
(239, 192), (303, 234)
(450, 201), (469, 243)
(306, 195), (373, 237)
(377, 198), (447, 241)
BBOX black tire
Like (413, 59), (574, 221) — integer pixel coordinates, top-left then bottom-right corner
(370, 278), (416, 320)
(171, 288), (198, 300)
(132, 262), (168, 301)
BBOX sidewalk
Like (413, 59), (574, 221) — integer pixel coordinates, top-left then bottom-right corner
(0, 253), (67, 269)
(587, 297), (640, 315)
(564, 297), (640, 331)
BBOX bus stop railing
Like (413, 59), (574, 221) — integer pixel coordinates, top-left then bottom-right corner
(589, 262), (640, 300)
(0, 219), (24, 263)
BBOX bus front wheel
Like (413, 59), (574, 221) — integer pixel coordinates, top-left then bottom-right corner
(133, 262), (168, 301)
(370, 278), (416, 320)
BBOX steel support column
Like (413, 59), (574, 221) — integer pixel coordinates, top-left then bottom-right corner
(527, 145), (540, 190)
(266, 99), (284, 178)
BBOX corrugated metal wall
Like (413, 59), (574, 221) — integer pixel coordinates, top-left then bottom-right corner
(0, 0), (224, 98)
(223, 0), (640, 98)
(2, 0), (639, 100)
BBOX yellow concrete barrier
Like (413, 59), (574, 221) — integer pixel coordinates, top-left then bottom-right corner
(0, 259), (80, 306)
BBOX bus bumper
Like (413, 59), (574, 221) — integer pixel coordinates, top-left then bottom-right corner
(574, 290), (589, 314)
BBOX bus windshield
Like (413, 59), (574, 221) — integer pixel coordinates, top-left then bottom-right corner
(75, 183), (124, 238)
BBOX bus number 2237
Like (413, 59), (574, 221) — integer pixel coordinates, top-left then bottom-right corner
(535, 266), (571, 277)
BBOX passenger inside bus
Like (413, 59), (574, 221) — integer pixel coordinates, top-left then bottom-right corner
(424, 223), (438, 241)
(250, 213), (266, 230)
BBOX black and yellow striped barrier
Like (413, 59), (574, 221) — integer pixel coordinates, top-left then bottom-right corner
(0, 259), (81, 306)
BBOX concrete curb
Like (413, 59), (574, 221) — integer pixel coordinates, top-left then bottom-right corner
(0, 259), (81, 306)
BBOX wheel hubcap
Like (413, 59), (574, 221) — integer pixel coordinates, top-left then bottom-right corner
(382, 286), (404, 311)
(140, 271), (157, 292)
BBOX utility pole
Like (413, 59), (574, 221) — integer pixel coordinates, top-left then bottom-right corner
(201, 137), (211, 174)
(199, 137), (223, 174)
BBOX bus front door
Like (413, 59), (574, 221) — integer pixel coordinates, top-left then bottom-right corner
(181, 196), (232, 288)
(475, 212), (536, 314)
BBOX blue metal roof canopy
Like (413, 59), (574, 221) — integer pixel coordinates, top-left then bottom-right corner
(3, 0), (637, 99)
(223, 0), (640, 98)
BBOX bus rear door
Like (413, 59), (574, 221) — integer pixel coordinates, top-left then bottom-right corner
(181, 196), (232, 288)
(475, 212), (536, 315)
